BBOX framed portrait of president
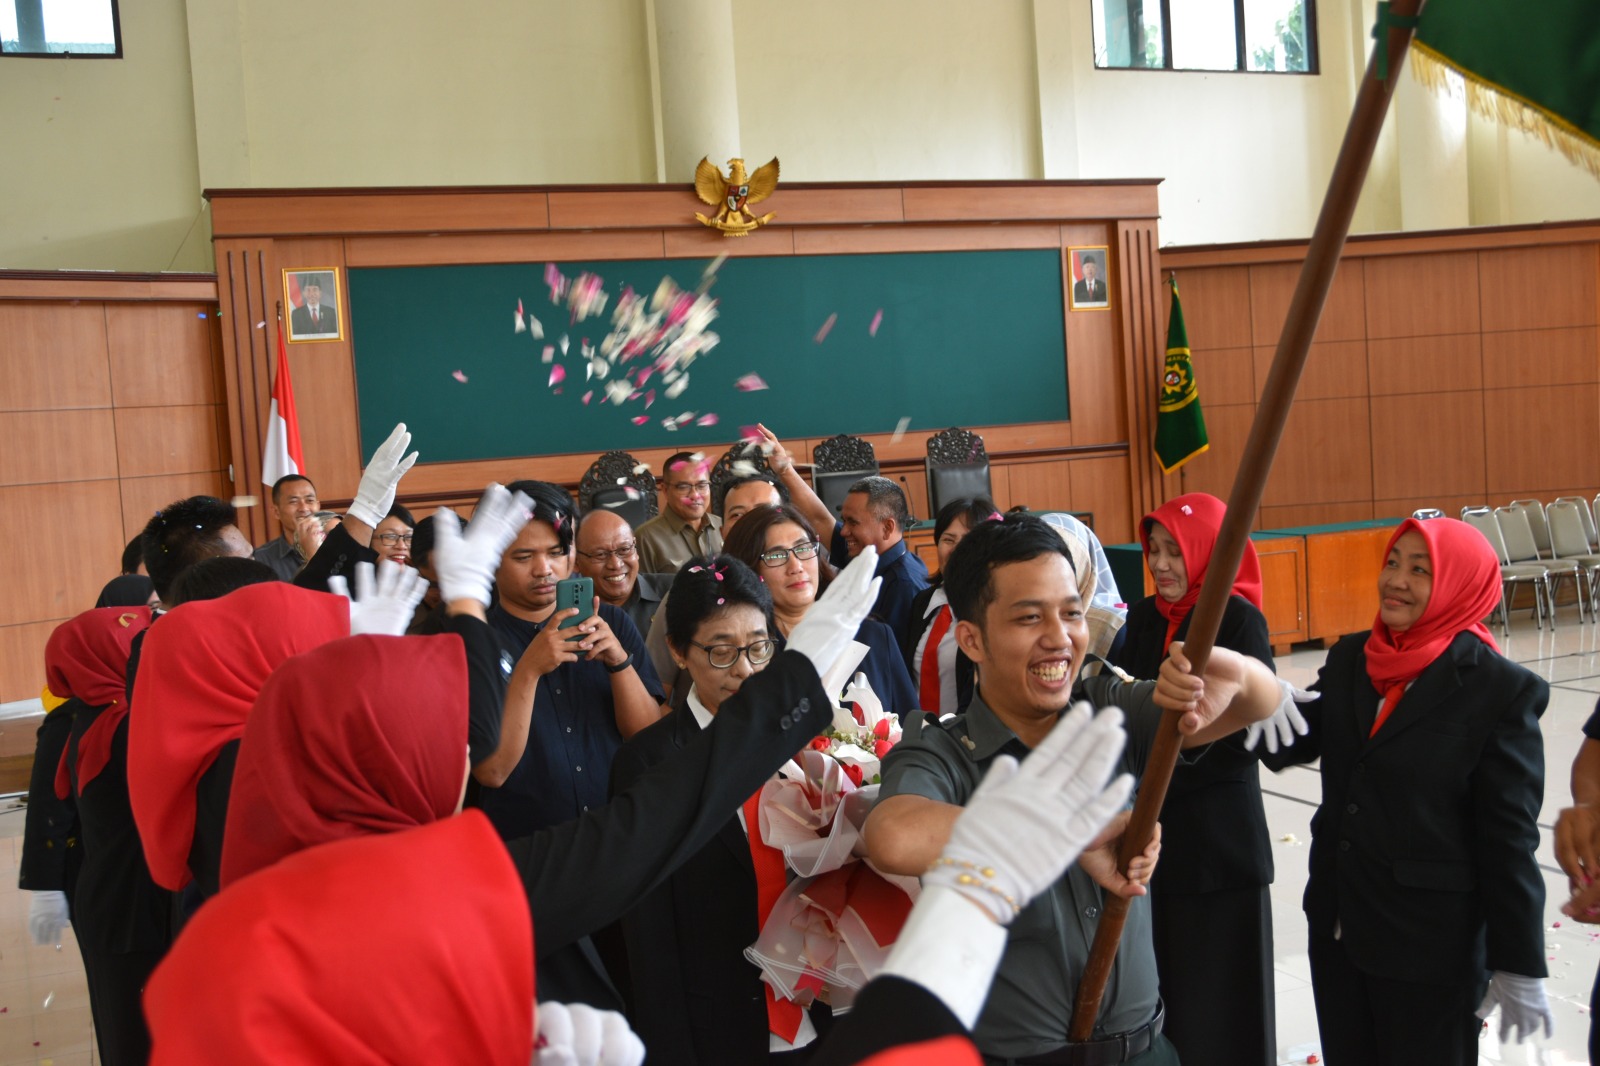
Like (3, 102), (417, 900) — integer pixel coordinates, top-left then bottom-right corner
(1067, 246), (1111, 311)
(284, 268), (344, 342)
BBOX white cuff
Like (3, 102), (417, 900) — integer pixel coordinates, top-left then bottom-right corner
(878, 884), (1008, 1030)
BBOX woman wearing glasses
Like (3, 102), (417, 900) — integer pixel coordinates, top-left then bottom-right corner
(372, 502), (415, 569)
(613, 554), (834, 1063)
(724, 504), (917, 720)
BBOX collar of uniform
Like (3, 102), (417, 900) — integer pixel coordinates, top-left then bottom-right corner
(262, 536), (302, 562)
(876, 538), (908, 573)
(658, 507), (722, 537)
(957, 689), (1031, 762)
(634, 572), (674, 604)
(686, 687), (715, 731)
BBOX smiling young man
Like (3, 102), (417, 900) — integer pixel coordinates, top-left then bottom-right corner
(863, 514), (1282, 1065)
(252, 475), (320, 581)
(634, 452), (723, 575)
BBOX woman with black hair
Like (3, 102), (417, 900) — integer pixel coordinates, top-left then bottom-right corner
(900, 496), (998, 715)
(725, 504), (916, 720)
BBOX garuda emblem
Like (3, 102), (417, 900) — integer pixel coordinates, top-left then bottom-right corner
(694, 156), (780, 237)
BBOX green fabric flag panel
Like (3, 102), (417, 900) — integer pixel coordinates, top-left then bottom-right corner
(348, 250), (1069, 463)
(1154, 278), (1207, 473)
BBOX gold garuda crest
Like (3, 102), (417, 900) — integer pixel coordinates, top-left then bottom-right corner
(694, 156), (780, 236)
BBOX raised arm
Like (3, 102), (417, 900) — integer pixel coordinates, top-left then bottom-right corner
(758, 423), (837, 537)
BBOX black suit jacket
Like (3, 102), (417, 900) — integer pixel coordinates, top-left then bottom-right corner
(1290, 631), (1547, 985)
(290, 302), (337, 337)
(1073, 277), (1106, 304)
(496, 652), (831, 1029)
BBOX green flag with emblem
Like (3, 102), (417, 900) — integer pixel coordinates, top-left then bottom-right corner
(1155, 277), (1207, 474)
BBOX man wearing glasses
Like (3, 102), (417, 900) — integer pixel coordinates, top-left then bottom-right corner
(635, 452), (723, 575)
(575, 509), (675, 639)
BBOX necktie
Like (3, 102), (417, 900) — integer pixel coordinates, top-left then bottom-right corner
(918, 605), (953, 712)
(312, 308), (319, 326)
(743, 791), (804, 1042)
(1368, 682), (1406, 737)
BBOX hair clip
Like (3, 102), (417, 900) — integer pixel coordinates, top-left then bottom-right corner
(986, 512), (1004, 522)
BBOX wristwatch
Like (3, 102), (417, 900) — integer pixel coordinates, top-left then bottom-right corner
(604, 652), (634, 675)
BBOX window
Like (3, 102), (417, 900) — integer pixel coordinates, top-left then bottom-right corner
(1, 0), (121, 57)
(1092, 0), (1315, 74)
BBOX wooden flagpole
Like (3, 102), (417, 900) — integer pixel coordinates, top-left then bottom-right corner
(1067, 0), (1429, 1040)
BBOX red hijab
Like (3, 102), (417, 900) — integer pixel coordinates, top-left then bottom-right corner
(128, 582), (348, 890)
(1363, 517), (1501, 733)
(1140, 493), (1263, 651)
(44, 606), (152, 795)
(147, 812), (534, 1066)
(221, 634), (469, 889)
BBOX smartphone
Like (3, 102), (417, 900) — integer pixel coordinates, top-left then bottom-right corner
(554, 576), (595, 634)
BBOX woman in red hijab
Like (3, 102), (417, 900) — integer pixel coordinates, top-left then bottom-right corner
(32, 606), (165, 1066)
(1284, 517), (1550, 1063)
(1107, 491), (1278, 1066)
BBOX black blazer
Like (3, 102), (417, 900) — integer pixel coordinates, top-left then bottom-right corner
(1111, 594), (1276, 893)
(290, 302), (337, 336)
(1290, 631), (1547, 985)
(899, 584), (975, 714)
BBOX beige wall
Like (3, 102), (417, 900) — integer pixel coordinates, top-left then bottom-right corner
(1, 0), (1596, 273)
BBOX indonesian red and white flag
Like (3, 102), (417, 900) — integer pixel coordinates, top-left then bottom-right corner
(262, 324), (304, 486)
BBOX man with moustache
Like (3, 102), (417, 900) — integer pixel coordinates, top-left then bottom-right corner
(574, 509), (673, 639)
(634, 452), (722, 574)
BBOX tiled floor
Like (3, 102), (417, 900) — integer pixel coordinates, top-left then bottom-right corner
(0, 608), (1597, 1064)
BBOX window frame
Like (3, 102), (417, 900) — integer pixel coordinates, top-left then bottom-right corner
(1095, 0), (1319, 76)
(0, 0), (123, 59)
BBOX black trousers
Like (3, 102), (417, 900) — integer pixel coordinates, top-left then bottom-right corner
(82, 949), (164, 1066)
(1307, 931), (1486, 1066)
(1151, 885), (1275, 1066)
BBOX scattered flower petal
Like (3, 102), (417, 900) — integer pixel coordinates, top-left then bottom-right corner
(890, 416), (911, 443)
(869, 309), (883, 336)
(814, 313), (837, 343)
(581, 391), (593, 405)
(739, 425), (764, 444)
(549, 365), (566, 387)
(734, 373), (769, 392)
(632, 416), (650, 425)
(696, 413), (719, 427)
(451, 370), (469, 383)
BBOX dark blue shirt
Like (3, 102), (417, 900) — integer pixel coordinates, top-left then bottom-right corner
(775, 616), (917, 721)
(829, 527), (930, 645)
(478, 602), (663, 839)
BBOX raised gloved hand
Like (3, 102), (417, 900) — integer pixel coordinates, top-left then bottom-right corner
(534, 1001), (645, 1066)
(924, 702), (1134, 924)
(431, 484), (533, 606)
(327, 560), (428, 636)
(1477, 971), (1553, 1044)
(28, 890), (69, 947)
(786, 546), (879, 679)
(346, 422), (419, 528)
(1243, 679), (1316, 753)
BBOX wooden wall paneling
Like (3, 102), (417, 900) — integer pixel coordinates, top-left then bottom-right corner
(1249, 259), (1367, 346)
(105, 303), (219, 407)
(0, 410), (119, 487)
(665, 228), (794, 259)
(0, 276), (216, 303)
(546, 189), (699, 230)
(1193, 346), (1256, 407)
(1174, 403), (1254, 504)
(1367, 333), (1483, 395)
(1068, 456), (1134, 544)
(1068, 225), (1124, 446)
(0, 480), (125, 627)
(1262, 397), (1373, 507)
(120, 472), (232, 543)
(756, 187), (907, 226)
(209, 191), (551, 238)
(1252, 340), (1368, 402)
(1480, 326), (1599, 390)
(113, 405), (226, 478)
(1171, 266), (1254, 349)
(1363, 251), (1481, 339)
(900, 183), (1160, 223)
(985, 464), (1014, 512)
(1162, 221), (1600, 269)
(0, 301), (113, 411)
(1004, 460), (1071, 513)
(215, 243), (276, 545)
(1257, 501), (1376, 528)
(1483, 383), (1600, 495)
(1254, 536), (1307, 652)
(1115, 221), (1163, 526)
(0, 618), (64, 703)
(1478, 244), (1599, 333)
(1371, 495), (1490, 520)
(346, 230), (671, 268)
(1369, 390), (1486, 500)
(789, 224), (1060, 256)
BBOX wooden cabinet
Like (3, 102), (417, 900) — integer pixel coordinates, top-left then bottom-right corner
(1254, 534), (1308, 655)
(1298, 522), (1400, 644)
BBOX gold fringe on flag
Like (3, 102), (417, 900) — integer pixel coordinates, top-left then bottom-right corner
(1411, 42), (1600, 179)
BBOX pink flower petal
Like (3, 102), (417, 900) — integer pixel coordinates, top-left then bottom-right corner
(739, 425), (763, 443)
(542, 345), (555, 363)
(451, 370), (468, 383)
(645, 389), (656, 408)
(734, 373), (769, 392)
(696, 413), (719, 427)
(814, 313), (837, 343)
(581, 390), (593, 405)
(869, 309), (883, 336)
(632, 415), (650, 425)
(549, 364), (566, 387)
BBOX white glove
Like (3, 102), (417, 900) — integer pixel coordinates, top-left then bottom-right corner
(431, 484), (533, 606)
(923, 702), (1134, 924)
(534, 1001), (644, 1066)
(1476, 970), (1553, 1044)
(786, 546), (880, 678)
(28, 890), (69, 947)
(1243, 679), (1316, 753)
(347, 423), (420, 528)
(327, 560), (429, 636)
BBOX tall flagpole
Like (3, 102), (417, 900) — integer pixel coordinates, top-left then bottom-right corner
(1068, 0), (1429, 1039)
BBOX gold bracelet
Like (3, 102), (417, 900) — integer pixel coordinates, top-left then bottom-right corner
(927, 856), (1019, 915)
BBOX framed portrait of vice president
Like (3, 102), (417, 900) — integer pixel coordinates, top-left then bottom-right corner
(284, 268), (344, 342)
(1068, 247), (1111, 311)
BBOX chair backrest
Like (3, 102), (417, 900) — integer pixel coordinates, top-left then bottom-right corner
(1461, 507), (1513, 565)
(578, 450), (659, 519)
(1411, 508), (1445, 520)
(814, 468), (874, 518)
(813, 434), (879, 476)
(1509, 499), (1552, 555)
(926, 427), (988, 468)
(1495, 506), (1543, 564)
(1548, 500), (1593, 559)
(928, 462), (994, 518)
(585, 486), (650, 528)
(1555, 496), (1598, 547)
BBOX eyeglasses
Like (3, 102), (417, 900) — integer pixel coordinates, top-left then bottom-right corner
(375, 532), (414, 546)
(577, 543), (637, 564)
(758, 541), (821, 568)
(691, 638), (778, 669)
(671, 481), (712, 495)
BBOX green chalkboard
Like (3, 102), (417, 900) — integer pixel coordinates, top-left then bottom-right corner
(348, 249), (1068, 462)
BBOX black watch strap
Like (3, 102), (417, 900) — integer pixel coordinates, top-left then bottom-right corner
(604, 651), (635, 674)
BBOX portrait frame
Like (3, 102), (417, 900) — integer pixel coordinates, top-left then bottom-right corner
(283, 267), (345, 343)
(1067, 246), (1112, 312)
